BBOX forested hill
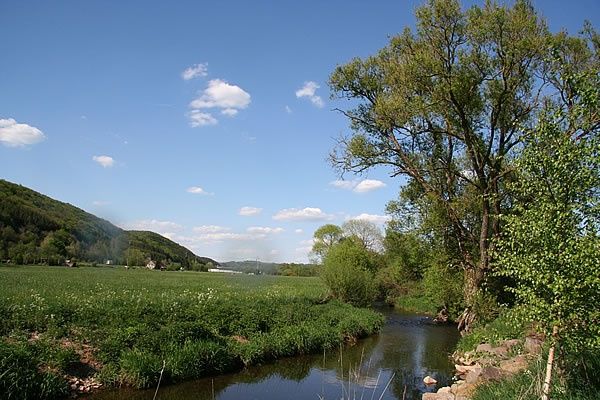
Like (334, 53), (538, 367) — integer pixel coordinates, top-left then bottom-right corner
(0, 179), (218, 269)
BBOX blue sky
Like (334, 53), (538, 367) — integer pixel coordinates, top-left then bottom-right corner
(1, 1), (597, 263)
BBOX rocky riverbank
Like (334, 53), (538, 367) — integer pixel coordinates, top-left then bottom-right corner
(423, 335), (543, 400)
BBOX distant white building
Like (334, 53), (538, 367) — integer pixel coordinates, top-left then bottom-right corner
(146, 260), (156, 270)
(208, 268), (242, 274)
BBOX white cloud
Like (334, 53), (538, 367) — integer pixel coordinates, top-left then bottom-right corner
(188, 110), (217, 127)
(273, 207), (333, 221)
(0, 118), (46, 147)
(190, 79), (251, 110)
(188, 79), (251, 127)
(239, 206), (262, 216)
(330, 179), (358, 190)
(354, 179), (387, 193)
(221, 108), (238, 117)
(247, 226), (284, 234)
(285, 105), (292, 114)
(197, 232), (266, 243)
(330, 179), (386, 193)
(295, 81), (324, 108)
(182, 63), (208, 80)
(120, 219), (183, 232)
(187, 186), (213, 195)
(295, 228), (304, 234)
(193, 225), (230, 233)
(300, 238), (315, 246)
(348, 213), (391, 225)
(92, 155), (115, 168)
(92, 200), (110, 206)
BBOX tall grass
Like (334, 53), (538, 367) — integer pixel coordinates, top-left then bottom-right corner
(0, 266), (384, 396)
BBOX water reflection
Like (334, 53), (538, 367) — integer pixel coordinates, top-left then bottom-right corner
(85, 308), (459, 400)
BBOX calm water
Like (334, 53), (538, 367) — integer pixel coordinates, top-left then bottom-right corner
(85, 307), (459, 400)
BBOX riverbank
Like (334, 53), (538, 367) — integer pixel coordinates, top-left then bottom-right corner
(423, 310), (600, 400)
(85, 307), (460, 400)
(0, 266), (383, 399)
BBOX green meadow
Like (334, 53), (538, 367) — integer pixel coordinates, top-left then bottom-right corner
(0, 265), (383, 399)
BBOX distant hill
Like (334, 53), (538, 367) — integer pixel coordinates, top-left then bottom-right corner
(0, 179), (218, 269)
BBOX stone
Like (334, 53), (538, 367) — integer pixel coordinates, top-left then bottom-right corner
(479, 366), (504, 382)
(490, 346), (509, 358)
(455, 364), (481, 375)
(424, 375), (438, 385)
(465, 368), (482, 384)
(453, 382), (477, 398)
(476, 343), (494, 353)
(501, 339), (521, 350)
(525, 337), (543, 355)
(423, 393), (455, 400)
(500, 355), (529, 375)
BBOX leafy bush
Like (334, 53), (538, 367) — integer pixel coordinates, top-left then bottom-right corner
(321, 240), (377, 307)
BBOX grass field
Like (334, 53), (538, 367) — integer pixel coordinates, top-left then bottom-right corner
(0, 265), (383, 399)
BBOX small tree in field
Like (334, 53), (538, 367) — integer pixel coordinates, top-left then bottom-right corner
(321, 239), (377, 307)
(495, 70), (599, 399)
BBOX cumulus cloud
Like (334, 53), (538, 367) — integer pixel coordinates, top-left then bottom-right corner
(196, 232), (266, 243)
(120, 219), (183, 232)
(193, 225), (230, 233)
(330, 179), (386, 193)
(187, 186), (213, 195)
(181, 63), (208, 80)
(295, 81), (324, 108)
(0, 118), (46, 147)
(330, 180), (357, 190)
(188, 110), (217, 127)
(273, 207), (333, 221)
(239, 206), (262, 216)
(348, 213), (391, 225)
(188, 79), (251, 127)
(246, 226), (284, 234)
(354, 179), (387, 193)
(221, 108), (238, 117)
(295, 228), (304, 234)
(190, 79), (251, 109)
(92, 155), (115, 168)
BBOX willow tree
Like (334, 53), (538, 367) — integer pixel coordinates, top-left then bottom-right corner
(329, 0), (596, 329)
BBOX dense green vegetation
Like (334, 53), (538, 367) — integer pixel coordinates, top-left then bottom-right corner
(314, 0), (599, 397)
(0, 266), (383, 399)
(0, 179), (217, 269)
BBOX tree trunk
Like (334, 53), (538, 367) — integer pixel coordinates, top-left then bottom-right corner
(457, 265), (485, 333)
(542, 325), (559, 400)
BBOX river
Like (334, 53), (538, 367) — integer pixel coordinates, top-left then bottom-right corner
(85, 307), (459, 400)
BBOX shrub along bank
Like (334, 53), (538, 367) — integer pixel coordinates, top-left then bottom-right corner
(0, 266), (384, 398)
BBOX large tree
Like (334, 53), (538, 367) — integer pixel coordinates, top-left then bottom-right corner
(329, 0), (597, 329)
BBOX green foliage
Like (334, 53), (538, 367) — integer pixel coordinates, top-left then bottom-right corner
(0, 266), (383, 394)
(456, 308), (528, 353)
(312, 224), (343, 261)
(422, 262), (464, 319)
(0, 179), (218, 269)
(391, 280), (439, 315)
(328, 0), (599, 327)
(0, 341), (68, 400)
(471, 350), (600, 400)
(495, 69), (600, 357)
(321, 240), (377, 307)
